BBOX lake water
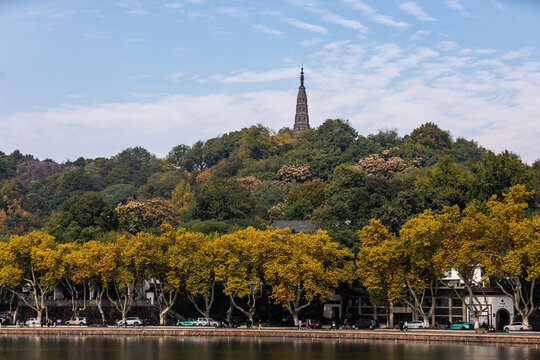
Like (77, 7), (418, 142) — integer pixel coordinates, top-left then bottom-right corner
(1, 336), (539, 360)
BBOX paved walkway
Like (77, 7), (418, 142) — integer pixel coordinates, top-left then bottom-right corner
(1, 326), (539, 346)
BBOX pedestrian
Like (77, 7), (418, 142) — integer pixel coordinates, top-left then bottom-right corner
(331, 321), (336, 330)
(307, 318), (311, 329)
(399, 321), (404, 331)
(258, 320), (262, 330)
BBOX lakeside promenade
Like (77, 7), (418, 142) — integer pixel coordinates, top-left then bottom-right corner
(2, 326), (540, 346)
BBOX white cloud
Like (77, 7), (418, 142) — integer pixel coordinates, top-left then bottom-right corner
(342, 0), (410, 29)
(399, 2), (436, 22)
(499, 48), (532, 61)
(0, 92), (295, 161)
(438, 41), (459, 51)
(253, 24), (284, 36)
(409, 30), (429, 41)
(128, 92), (168, 98)
(283, 18), (328, 34)
(301, 38), (322, 46)
(311, 8), (369, 33)
(218, 7), (248, 18)
(444, 0), (470, 16)
(164, 3), (183, 10)
(2, 42), (539, 165)
(166, 71), (187, 82)
(219, 68), (298, 83)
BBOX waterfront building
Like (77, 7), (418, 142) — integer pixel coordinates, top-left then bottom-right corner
(331, 267), (515, 329)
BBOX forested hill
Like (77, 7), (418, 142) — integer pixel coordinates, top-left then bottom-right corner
(1, 121), (538, 248)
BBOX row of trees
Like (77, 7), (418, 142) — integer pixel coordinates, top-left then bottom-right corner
(0, 226), (353, 326)
(1, 186), (537, 328)
(358, 185), (540, 328)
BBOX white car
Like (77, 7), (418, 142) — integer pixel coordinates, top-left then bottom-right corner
(504, 322), (530, 332)
(25, 318), (39, 326)
(66, 317), (87, 326)
(195, 318), (220, 327)
(117, 317), (143, 326)
(406, 320), (425, 329)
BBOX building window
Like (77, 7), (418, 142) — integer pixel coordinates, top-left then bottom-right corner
(435, 298), (449, 307)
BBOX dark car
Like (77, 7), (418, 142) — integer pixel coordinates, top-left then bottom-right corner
(353, 319), (378, 329)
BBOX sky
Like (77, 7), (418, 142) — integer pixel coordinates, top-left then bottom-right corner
(1, 0), (539, 163)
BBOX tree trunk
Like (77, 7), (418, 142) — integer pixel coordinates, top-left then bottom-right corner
(292, 311), (299, 326)
(473, 316), (480, 330)
(96, 288), (106, 325)
(229, 293), (256, 324)
(159, 304), (174, 326)
(226, 300), (233, 324)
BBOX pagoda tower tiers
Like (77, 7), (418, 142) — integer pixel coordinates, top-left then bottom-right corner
(293, 67), (310, 138)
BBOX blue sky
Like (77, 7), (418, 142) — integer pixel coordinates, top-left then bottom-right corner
(1, 0), (539, 163)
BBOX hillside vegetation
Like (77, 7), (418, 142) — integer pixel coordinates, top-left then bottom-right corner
(1, 121), (538, 248)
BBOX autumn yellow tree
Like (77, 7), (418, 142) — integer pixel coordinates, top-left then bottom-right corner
(105, 234), (141, 324)
(0, 231), (64, 324)
(214, 227), (268, 324)
(264, 229), (354, 325)
(78, 240), (116, 324)
(435, 205), (490, 329)
(397, 211), (449, 327)
(128, 226), (181, 325)
(169, 229), (217, 324)
(356, 219), (404, 325)
(171, 179), (195, 215)
(59, 242), (89, 320)
(482, 185), (540, 327)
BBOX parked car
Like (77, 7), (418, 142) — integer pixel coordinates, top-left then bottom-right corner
(449, 321), (473, 330)
(66, 317), (87, 326)
(504, 322), (530, 332)
(407, 320), (425, 329)
(300, 320), (321, 329)
(177, 318), (197, 326)
(24, 318), (39, 326)
(195, 318), (221, 327)
(117, 317), (143, 326)
(353, 319), (378, 329)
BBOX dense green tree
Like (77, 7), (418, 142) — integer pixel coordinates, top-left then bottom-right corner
(367, 128), (403, 148)
(193, 179), (255, 220)
(409, 122), (452, 150)
(416, 156), (472, 207)
(101, 183), (137, 205)
(451, 137), (486, 164)
(284, 199), (314, 220)
(55, 193), (117, 230)
(44, 193), (117, 243)
(167, 144), (192, 170)
(469, 151), (534, 202)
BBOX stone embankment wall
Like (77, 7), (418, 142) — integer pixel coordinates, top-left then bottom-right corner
(1, 327), (540, 346)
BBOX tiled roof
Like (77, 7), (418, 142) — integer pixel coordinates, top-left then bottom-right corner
(270, 220), (320, 233)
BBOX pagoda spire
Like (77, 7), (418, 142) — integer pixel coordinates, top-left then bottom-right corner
(293, 67), (309, 138)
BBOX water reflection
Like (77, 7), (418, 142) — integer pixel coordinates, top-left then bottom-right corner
(0, 336), (539, 360)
